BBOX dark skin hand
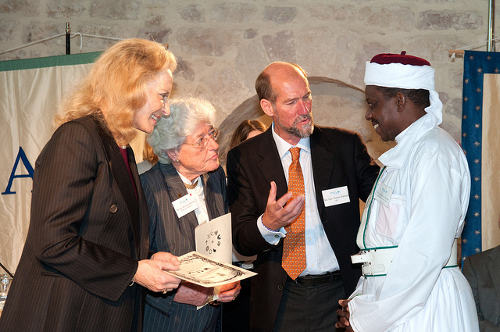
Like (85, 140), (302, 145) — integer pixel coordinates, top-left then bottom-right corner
(336, 299), (354, 332)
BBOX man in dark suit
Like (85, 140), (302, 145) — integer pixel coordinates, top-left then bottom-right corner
(226, 62), (379, 331)
(463, 214), (500, 332)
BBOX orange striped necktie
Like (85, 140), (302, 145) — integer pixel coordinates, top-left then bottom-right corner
(282, 147), (306, 280)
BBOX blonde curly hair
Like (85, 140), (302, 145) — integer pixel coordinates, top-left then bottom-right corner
(55, 38), (177, 145)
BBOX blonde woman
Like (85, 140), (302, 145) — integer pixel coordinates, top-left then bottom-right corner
(0, 39), (181, 332)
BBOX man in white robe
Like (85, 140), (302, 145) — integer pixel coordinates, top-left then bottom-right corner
(337, 52), (479, 332)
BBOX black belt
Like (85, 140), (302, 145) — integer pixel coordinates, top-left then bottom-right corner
(290, 271), (341, 287)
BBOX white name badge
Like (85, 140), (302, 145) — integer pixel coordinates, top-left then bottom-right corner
(172, 193), (198, 218)
(374, 182), (393, 206)
(322, 186), (350, 207)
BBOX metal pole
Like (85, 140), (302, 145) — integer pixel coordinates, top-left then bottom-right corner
(65, 22), (71, 55)
(487, 0), (495, 51)
(0, 261), (14, 278)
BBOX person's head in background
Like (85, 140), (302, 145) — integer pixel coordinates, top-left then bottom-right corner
(229, 119), (267, 149)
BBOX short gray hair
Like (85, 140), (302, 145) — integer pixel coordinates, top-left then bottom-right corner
(148, 97), (216, 164)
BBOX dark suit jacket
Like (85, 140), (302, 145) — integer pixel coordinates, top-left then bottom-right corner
(463, 245), (500, 332)
(140, 163), (228, 331)
(226, 126), (379, 331)
(0, 116), (149, 332)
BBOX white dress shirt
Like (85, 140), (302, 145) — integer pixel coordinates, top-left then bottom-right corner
(178, 172), (208, 225)
(257, 123), (339, 276)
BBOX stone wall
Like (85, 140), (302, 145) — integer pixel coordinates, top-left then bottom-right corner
(1, 0), (497, 149)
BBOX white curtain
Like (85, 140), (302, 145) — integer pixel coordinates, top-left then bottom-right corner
(481, 73), (500, 250)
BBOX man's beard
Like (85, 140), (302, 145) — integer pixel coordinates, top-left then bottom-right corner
(285, 113), (314, 138)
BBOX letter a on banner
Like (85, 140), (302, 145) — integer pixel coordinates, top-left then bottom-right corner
(2, 146), (34, 195)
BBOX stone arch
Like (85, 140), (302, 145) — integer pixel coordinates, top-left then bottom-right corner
(218, 76), (395, 167)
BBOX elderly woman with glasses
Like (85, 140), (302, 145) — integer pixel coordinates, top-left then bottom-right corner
(140, 97), (241, 332)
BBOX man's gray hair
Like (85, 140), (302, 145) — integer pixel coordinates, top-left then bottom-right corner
(148, 97), (216, 164)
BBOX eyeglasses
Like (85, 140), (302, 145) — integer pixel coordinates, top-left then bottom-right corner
(184, 128), (219, 149)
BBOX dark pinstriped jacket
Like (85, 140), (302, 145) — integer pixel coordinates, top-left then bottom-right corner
(0, 115), (149, 332)
(140, 162), (228, 331)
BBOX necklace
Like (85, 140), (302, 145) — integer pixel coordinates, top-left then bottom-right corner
(184, 179), (198, 190)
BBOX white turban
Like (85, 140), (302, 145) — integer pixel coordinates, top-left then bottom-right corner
(364, 62), (442, 125)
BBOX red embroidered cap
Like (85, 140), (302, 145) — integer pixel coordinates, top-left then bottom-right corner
(370, 51), (431, 66)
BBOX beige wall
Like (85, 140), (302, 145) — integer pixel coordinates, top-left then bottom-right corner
(0, 0), (497, 142)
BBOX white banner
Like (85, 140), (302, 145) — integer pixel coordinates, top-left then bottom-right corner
(481, 74), (500, 250)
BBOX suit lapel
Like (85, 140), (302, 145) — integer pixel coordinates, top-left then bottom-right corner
(310, 127), (335, 219)
(159, 163), (199, 251)
(128, 147), (150, 258)
(108, 144), (140, 235)
(256, 128), (288, 199)
(93, 118), (141, 256)
(255, 127), (336, 220)
(202, 169), (226, 220)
